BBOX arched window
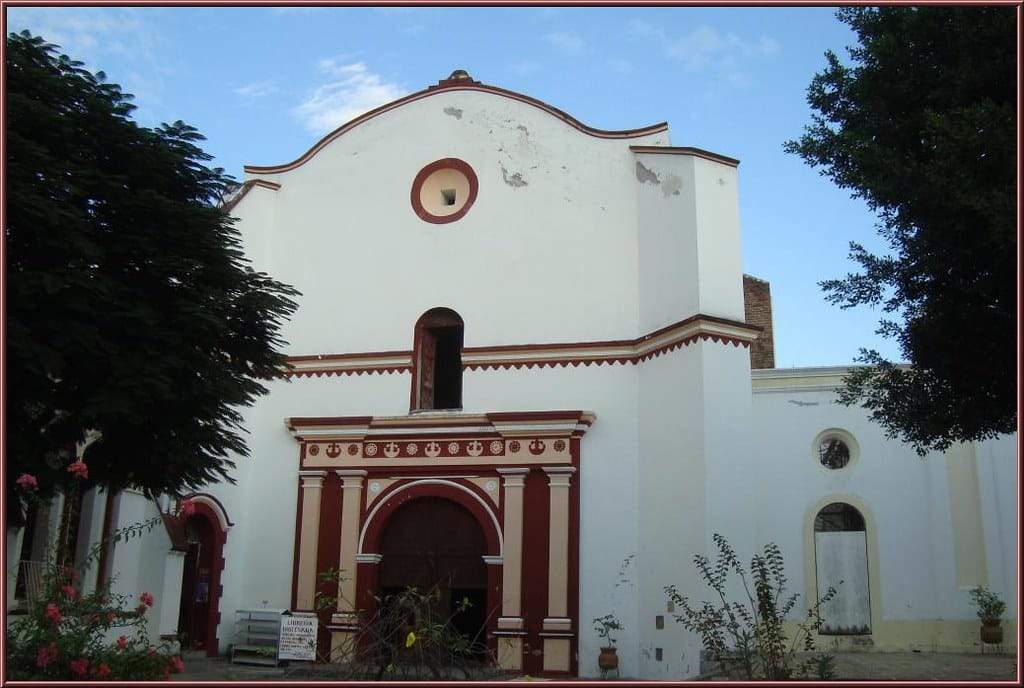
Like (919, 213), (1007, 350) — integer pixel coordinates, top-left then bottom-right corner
(813, 502), (871, 635)
(412, 308), (464, 411)
(814, 502), (865, 531)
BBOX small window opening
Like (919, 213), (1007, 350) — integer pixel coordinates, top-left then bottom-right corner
(441, 188), (457, 206)
(413, 308), (464, 411)
(819, 437), (851, 469)
(655, 648), (663, 661)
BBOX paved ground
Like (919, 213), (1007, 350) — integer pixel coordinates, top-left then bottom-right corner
(174, 650), (1018, 682)
(827, 651), (1016, 681)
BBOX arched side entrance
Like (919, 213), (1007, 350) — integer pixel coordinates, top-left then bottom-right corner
(813, 501), (871, 635)
(378, 497), (490, 653)
(176, 494), (231, 657)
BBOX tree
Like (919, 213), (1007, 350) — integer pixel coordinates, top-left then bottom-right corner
(784, 7), (1016, 454)
(5, 31), (300, 522)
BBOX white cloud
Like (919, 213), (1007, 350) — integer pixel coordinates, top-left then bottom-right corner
(6, 8), (168, 116)
(235, 80), (278, 99)
(629, 20), (780, 85)
(294, 61), (407, 135)
(545, 31), (586, 55)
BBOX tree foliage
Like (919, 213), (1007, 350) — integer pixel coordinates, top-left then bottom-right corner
(784, 7), (1016, 454)
(5, 31), (299, 519)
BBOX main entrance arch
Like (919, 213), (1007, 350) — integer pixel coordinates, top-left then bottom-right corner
(288, 411), (592, 676)
(379, 497), (489, 649)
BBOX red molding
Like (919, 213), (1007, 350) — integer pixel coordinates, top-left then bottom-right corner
(220, 179), (281, 213)
(410, 158), (479, 225)
(629, 145), (740, 168)
(244, 79), (667, 175)
(284, 314), (759, 378)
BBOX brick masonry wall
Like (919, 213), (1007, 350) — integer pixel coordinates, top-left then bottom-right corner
(743, 274), (775, 369)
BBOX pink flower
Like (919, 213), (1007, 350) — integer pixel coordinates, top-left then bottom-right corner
(70, 657), (89, 676)
(117, 635), (128, 650)
(66, 460), (88, 480)
(169, 655), (185, 673)
(35, 642), (58, 668)
(179, 498), (197, 517)
(94, 663), (112, 678)
(44, 603), (62, 625)
(61, 584), (78, 600)
(139, 591), (154, 607)
(108, 611), (118, 623)
(16, 473), (38, 490)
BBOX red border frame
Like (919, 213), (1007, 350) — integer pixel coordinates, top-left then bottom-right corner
(409, 158), (479, 225)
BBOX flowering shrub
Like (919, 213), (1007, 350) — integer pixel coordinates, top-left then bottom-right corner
(8, 473), (186, 680)
(66, 460), (89, 479)
(16, 473), (39, 490)
(7, 558), (185, 680)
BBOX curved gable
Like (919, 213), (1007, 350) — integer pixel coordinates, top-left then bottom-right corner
(243, 70), (668, 174)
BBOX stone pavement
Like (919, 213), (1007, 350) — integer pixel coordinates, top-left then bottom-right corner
(173, 650), (1018, 682)
(828, 651), (1016, 681)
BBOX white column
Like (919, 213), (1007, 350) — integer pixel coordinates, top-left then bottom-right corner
(295, 471), (326, 610)
(334, 470), (366, 622)
(543, 466), (575, 622)
(495, 467), (528, 672)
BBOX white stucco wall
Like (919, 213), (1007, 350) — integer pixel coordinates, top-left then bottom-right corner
(235, 89), (668, 355)
(748, 369), (1017, 652)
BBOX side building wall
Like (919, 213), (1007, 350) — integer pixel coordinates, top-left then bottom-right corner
(746, 367), (1017, 653)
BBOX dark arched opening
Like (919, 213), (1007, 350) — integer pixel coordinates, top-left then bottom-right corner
(378, 496), (488, 652)
(411, 308), (464, 411)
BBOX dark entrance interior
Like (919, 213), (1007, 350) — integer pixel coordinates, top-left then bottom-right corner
(177, 515), (215, 650)
(379, 497), (488, 652)
(414, 308), (464, 411)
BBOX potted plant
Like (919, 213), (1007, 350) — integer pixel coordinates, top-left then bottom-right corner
(968, 586), (1006, 645)
(593, 614), (623, 672)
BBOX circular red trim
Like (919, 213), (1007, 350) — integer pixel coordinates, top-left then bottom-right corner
(410, 158), (479, 225)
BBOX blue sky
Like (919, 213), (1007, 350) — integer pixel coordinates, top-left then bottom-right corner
(7, 6), (903, 368)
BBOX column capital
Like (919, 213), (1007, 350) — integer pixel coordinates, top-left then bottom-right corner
(299, 471), (326, 488)
(543, 465), (575, 487)
(335, 470), (367, 488)
(497, 467), (529, 487)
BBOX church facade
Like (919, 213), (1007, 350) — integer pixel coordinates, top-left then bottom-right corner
(7, 70), (1017, 679)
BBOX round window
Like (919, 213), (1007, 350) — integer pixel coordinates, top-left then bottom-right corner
(410, 158), (478, 224)
(818, 437), (851, 469)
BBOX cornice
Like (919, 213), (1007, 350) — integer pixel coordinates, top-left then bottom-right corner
(285, 410), (595, 442)
(284, 314), (760, 378)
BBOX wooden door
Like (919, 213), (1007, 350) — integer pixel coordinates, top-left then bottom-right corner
(417, 329), (437, 410)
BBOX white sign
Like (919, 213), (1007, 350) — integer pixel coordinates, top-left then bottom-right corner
(278, 613), (318, 661)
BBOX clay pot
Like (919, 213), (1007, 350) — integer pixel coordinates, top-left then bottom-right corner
(598, 647), (619, 671)
(980, 622), (1003, 645)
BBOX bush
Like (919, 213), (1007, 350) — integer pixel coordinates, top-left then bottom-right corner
(290, 569), (512, 680)
(664, 533), (837, 680)
(968, 586), (1006, 624)
(8, 476), (187, 680)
